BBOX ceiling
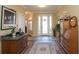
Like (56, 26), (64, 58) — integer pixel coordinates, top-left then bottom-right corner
(23, 5), (62, 13)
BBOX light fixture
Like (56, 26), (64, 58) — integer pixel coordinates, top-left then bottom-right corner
(37, 5), (47, 8)
(25, 11), (28, 15)
(28, 17), (32, 20)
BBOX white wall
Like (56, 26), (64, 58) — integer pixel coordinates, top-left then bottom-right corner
(17, 12), (25, 33)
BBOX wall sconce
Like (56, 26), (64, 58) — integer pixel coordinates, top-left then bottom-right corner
(25, 11), (28, 15)
(28, 17), (32, 20)
(25, 11), (33, 21)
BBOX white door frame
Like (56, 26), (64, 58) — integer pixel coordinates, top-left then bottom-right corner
(38, 14), (52, 35)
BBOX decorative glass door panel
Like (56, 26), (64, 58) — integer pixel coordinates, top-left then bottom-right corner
(42, 16), (48, 34)
(38, 15), (52, 35)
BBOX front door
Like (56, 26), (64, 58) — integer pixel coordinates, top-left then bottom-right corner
(38, 15), (52, 35)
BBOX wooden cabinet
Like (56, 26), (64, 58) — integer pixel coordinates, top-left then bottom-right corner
(59, 17), (78, 54)
(1, 34), (27, 54)
(63, 20), (69, 32)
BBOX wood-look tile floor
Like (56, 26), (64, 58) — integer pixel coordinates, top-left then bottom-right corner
(24, 35), (60, 54)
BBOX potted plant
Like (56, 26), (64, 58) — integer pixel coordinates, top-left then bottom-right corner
(55, 24), (60, 32)
(53, 24), (60, 37)
(55, 24), (60, 37)
(52, 28), (56, 37)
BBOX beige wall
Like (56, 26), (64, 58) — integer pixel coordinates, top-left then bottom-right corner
(32, 13), (37, 36)
(53, 13), (58, 27)
(0, 5), (26, 53)
(54, 5), (79, 53)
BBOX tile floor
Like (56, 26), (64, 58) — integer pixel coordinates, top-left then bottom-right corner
(24, 35), (59, 54)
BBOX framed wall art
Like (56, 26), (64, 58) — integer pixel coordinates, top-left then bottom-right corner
(1, 6), (16, 30)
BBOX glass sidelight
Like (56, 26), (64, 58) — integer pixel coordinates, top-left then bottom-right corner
(38, 15), (52, 35)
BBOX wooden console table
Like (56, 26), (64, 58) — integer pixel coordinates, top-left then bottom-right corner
(0, 34), (28, 54)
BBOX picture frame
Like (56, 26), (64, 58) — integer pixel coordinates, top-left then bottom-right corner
(1, 6), (16, 30)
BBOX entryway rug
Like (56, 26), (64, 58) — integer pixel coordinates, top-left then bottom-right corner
(24, 35), (57, 54)
(29, 43), (57, 54)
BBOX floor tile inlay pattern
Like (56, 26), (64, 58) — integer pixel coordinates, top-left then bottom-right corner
(29, 36), (57, 54)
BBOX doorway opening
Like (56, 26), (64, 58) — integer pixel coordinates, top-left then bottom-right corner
(38, 15), (52, 35)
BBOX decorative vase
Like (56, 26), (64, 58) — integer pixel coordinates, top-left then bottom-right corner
(12, 33), (16, 37)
